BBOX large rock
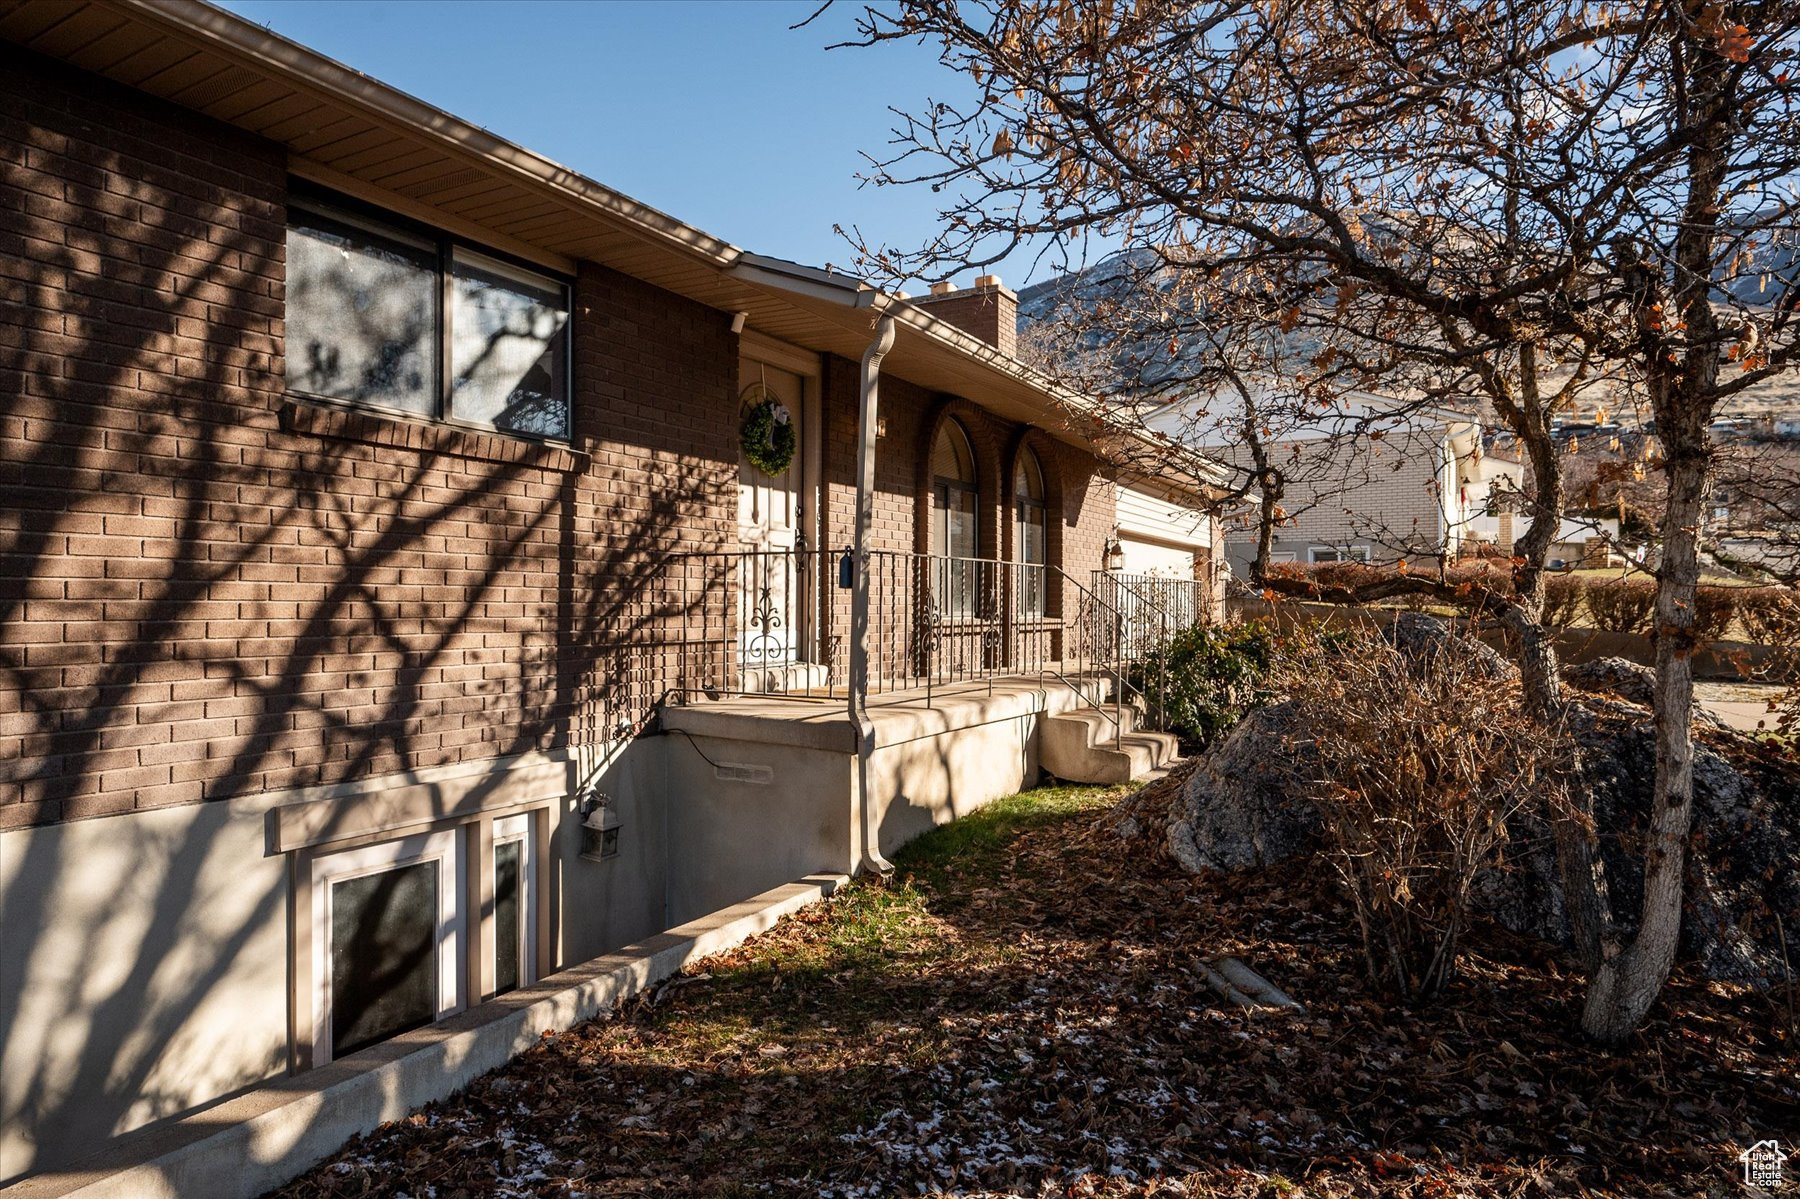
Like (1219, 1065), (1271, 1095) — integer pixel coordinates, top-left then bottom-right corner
(1164, 700), (1323, 875)
(1560, 656), (1729, 730)
(1384, 611), (1519, 680)
(1562, 656), (1657, 707)
(1138, 619), (1800, 987)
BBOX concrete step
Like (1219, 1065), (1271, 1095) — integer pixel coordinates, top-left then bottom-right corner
(1040, 706), (1179, 784)
(1110, 729), (1182, 778)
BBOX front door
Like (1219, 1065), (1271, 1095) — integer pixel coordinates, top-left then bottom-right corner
(737, 359), (808, 684)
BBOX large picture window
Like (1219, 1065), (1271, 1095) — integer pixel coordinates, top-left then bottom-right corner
(286, 194), (571, 439)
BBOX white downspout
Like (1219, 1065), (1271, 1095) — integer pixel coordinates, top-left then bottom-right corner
(851, 314), (897, 877)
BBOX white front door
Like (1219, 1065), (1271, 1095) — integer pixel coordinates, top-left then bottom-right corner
(737, 359), (808, 681)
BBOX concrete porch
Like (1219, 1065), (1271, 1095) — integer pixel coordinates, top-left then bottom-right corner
(654, 672), (1170, 922)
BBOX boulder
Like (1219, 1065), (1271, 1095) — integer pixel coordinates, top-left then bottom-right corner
(1560, 656), (1730, 730)
(1562, 656), (1657, 707)
(1128, 618), (1800, 987)
(1384, 611), (1518, 680)
(1164, 700), (1323, 875)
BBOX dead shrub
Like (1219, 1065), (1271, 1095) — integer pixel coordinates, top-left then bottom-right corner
(1542, 574), (1586, 627)
(1738, 587), (1800, 647)
(1691, 585), (1739, 644)
(1444, 560), (1514, 597)
(1307, 560), (1389, 592)
(1585, 578), (1657, 634)
(1276, 629), (1572, 1004)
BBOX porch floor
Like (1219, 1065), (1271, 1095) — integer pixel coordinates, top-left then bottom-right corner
(658, 672), (1116, 752)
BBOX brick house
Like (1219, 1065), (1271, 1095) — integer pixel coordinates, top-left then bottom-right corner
(0, 0), (1222, 1186)
(1214, 401), (1484, 574)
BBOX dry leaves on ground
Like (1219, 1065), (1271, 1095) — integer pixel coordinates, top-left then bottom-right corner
(270, 783), (1798, 1199)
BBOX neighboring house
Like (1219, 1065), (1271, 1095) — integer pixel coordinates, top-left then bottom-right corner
(1467, 452), (1628, 568)
(1214, 400), (1483, 576)
(0, 3), (1223, 1186)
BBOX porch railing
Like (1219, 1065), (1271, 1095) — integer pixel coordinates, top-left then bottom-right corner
(1089, 571), (1210, 730)
(606, 549), (1194, 738)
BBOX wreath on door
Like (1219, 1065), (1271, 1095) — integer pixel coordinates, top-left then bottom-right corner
(739, 382), (797, 476)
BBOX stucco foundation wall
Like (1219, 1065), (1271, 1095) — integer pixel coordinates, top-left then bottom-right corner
(0, 742), (671, 1185)
(0, 796), (290, 1182)
(659, 729), (855, 927)
(657, 681), (1079, 925)
(864, 709), (1040, 852)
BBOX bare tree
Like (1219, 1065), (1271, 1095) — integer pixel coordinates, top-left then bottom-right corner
(843, 0), (1800, 1042)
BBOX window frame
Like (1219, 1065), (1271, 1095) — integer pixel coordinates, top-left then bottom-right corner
(490, 813), (538, 997)
(930, 420), (982, 619)
(310, 826), (466, 1066)
(1308, 545), (1372, 564)
(1012, 448), (1049, 619)
(285, 186), (575, 444)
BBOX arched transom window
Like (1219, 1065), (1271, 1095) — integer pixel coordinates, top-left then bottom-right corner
(930, 420), (980, 615)
(1014, 447), (1048, 616)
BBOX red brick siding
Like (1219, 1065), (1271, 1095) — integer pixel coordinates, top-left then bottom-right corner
(912, 286), (1019, 359)
(0, 53), (738, 830)
(817, 351), (1117, 671)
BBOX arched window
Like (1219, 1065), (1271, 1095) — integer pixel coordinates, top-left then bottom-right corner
(930, 420), (979, 615)
(1014, 448), (1048, 617)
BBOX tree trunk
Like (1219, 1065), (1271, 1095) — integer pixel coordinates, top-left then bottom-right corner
(1579, 439), (1708, 1043)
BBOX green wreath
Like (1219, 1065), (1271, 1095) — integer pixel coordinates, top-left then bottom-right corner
(740, 390), (797, 476)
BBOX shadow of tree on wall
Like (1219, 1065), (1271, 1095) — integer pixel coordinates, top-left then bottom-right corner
(0, 75), (734, 1183)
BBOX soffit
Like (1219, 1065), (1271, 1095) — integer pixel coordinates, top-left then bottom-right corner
(0, 0), (1227, 502)
(0, 0), (741, 288)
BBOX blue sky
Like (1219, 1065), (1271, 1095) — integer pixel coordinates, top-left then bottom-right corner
(217, 0), (1049, 290)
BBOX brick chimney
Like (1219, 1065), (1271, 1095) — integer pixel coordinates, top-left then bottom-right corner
(913, 274), (1019, 359)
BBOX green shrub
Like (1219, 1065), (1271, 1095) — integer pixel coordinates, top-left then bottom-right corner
(1130, 621), (1279, 749)
(1586, 578), (1656, 634)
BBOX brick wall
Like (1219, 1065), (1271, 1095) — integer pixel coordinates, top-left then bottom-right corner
(1220, 426), (1451, 564)
(817, 352), (1116, 674)
(0, 52), (738, 830)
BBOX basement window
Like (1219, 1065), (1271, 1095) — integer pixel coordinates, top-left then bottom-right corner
(286, 190), (571, 440)
(311, 828), (464, 1063)
(302, 809), (543, 1065)
(490, 813), (538, 997)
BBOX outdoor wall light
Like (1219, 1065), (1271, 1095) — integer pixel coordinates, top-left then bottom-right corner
(838, 546), (855, 589)
(579, 796), (622, 862)
(1104, 537), (1126, 572)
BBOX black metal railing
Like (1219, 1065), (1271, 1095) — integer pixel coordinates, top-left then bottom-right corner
(604, 549), (1198, 737)
(1090, 571), (1211, 730)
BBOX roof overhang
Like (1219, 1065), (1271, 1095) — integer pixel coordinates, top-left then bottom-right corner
(0, 0), (1228, 504)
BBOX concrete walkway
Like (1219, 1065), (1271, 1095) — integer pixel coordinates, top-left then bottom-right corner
(1694, 681), (1788, 734)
